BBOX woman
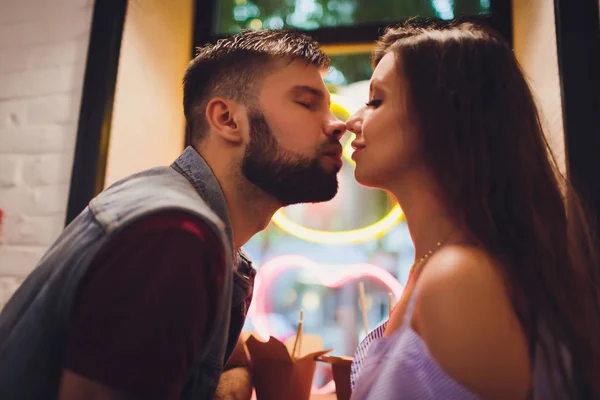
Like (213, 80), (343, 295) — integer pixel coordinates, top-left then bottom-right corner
(346, 20), (600, 399)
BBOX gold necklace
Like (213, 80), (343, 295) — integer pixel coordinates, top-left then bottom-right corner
(408, 238), (449, 280)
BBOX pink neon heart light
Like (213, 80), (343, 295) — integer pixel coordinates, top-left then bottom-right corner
(249, 254), (404, 339)
(247, 254), (404, 394)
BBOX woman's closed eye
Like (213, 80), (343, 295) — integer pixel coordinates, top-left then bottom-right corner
(366, 99), (382, 108)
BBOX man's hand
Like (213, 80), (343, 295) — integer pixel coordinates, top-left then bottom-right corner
(214, 336), (253, 399)
(214, 367), (252, 400)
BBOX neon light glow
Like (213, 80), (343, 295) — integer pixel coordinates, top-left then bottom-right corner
(271, 204), (403, 244)
(330, 93), (353, 120)
(248, 254), (404, 341)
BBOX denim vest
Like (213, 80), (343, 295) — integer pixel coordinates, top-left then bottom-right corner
(0, 147), (255, 399)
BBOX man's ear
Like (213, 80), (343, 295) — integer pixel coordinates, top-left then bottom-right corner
(205, 97), (246, 145)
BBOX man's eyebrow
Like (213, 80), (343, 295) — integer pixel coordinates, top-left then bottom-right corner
(290, 85), (331, 105)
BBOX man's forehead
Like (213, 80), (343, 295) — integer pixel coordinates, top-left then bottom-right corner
(258, 59), (330, 100)
(266, 58), (325, 82)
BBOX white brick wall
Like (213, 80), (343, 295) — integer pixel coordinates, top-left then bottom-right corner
(0, 0), (94, 308)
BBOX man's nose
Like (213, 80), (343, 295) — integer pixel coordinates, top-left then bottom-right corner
(327, 117), (347, 140)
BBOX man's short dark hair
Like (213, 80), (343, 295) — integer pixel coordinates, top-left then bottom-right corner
(183, 29), (330, 144)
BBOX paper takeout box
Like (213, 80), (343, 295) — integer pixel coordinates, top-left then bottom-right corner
(315, 355), (353, 400)
(246, 333), (332, 400)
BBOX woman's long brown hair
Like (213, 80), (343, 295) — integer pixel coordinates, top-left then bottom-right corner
(373, 20), (600, 398)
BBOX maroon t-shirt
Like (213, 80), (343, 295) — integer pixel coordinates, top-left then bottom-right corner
(63, 211), (225, 399)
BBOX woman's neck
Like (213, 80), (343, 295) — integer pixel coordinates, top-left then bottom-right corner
(389, 176), (464, 261)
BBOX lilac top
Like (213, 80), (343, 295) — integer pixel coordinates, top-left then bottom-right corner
(350, 287), (571, 399)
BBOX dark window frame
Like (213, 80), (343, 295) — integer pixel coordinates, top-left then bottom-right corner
(193, 0), (512, 51)
(65, 0), (128, 224)
(554, 0), (600, 240)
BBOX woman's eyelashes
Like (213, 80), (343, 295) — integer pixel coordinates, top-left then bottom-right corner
(365, 99), (382, 108)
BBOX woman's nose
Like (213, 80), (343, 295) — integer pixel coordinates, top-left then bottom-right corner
(346, 111), (363, 134)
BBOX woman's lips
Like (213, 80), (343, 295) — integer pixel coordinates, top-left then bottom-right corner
(351, 142), (365, 161)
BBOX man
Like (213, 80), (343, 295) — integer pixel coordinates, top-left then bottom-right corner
(0, 29), (345, 399)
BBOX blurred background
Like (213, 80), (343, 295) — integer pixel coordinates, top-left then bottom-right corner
(1, 0), (599, 391)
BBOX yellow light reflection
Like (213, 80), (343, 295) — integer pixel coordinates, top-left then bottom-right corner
(272, 205), (403, 244)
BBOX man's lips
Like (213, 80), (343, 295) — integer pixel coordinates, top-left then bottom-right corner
(323, 150), (342, 158)
(322, 145), (343, 159)
(321, 146), (343, 169)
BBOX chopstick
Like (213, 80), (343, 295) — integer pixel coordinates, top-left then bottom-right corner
(291, 309), (304, 359)
(358, 282), (368, 336)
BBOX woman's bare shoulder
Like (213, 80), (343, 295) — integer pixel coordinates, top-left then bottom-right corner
(412, 245), (531, 400)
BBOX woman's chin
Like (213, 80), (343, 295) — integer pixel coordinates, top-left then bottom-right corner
(354, 169), (386, 190)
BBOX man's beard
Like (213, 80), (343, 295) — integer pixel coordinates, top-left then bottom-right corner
(241, 110), (340, 206)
